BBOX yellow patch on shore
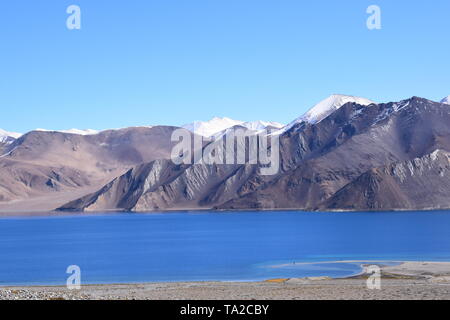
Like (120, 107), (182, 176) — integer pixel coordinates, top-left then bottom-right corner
(265, 278), (289, 283)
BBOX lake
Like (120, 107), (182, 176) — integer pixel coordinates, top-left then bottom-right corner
(1, 210), (450, 285)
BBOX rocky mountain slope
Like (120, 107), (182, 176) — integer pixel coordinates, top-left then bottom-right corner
(0, 126), (198, 209)
(57, 95), (450, 212)
(321, 149), (450, 210)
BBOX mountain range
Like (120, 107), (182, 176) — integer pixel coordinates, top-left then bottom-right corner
(1, 94), (450, 213)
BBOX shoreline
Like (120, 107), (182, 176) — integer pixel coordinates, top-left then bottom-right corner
(0, 260), (427, 288)
(2, 208), (450, 218)
(2, 261), (450, 300)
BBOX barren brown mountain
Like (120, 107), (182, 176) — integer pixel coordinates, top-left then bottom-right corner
(57, 96), (450, 212)
(0, 126), (191, 211)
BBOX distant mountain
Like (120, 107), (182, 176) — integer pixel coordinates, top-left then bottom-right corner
(182, 117), (242, 138)
(0, 129), (22, 156)
(441, 96), (450, 105)
(57, 95), (450, 213)
(0, 129), (22, 144)
(0, 126), (201, 211)
(241, 120), (284, 131)
(3, 95), (450, 213)
(183, 117), (283, 138)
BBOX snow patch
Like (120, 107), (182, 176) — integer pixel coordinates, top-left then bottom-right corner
(278, 94), (376, 134)
(241, 120), (283, 131)
(182, 117), (242, 138)
(430, 149), (441, 161)
(182, 117), (283, 138)
(440, 96), (450, 105)
(299, 94), (376, 124)
(0, 129), (22, 143)
(35, 128), (100, 135)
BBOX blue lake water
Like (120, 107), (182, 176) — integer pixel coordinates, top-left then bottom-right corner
(1, 210), (450, 285)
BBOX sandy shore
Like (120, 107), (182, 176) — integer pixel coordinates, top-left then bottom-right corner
(2, 261), (450, 300)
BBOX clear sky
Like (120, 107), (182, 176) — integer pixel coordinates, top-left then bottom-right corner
(1, 0), (449, 133)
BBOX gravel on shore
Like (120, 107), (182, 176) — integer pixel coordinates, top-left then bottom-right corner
(2, 262), (450, 300)
(1, 278), (450, 300)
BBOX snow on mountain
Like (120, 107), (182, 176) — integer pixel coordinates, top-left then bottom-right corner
(215, 120), (284, 139)
(182, 117), (242, 138)
(35, 128), (100, 135)
(0, 129), (22, 143)
(441, 96), (450, 105)
(278, 94), (376, 134)
(61, 129), (99, 135)
(299, 94), (376, 124)
(183, 117), (282, 138)
(1, 94), (380, 142)
(240, 120), (283, 131)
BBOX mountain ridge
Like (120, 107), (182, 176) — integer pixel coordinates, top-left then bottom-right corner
(54, 95), (450, 212)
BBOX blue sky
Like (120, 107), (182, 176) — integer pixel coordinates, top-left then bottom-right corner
(1, 0), (449, 133)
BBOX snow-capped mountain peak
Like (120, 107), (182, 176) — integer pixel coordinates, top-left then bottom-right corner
(299, 94), (376, 124)
(182, 117), (284, 138)
(440, 96), (450, 105)
(278, 94), (376, 134)
(0, 129), (22, 144)
(240, 120), (283, 131)
(182, 117), (243, 138)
